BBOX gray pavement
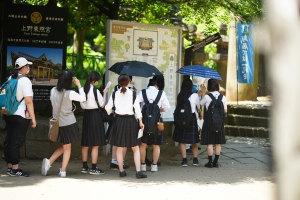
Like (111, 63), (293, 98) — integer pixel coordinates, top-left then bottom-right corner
(0, 136), (275, 200)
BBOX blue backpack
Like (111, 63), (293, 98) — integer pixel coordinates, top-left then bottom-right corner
(0, 75), (25, 115)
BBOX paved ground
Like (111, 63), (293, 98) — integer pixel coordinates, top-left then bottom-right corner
(0, 136), (275, 200)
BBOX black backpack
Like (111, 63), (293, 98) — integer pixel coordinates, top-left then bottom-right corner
(173, 93), (193, 128)
(207, 93), (225, 133)
(141, 89), (163, 137)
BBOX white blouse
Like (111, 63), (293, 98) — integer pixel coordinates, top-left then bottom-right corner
(79, 85), (104, 109)
(200, 91), (227, 110)
(188, 93), (201, 113)
(105, 87), (142, 119)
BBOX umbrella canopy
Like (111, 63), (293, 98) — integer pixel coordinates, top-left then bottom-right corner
(108, 61), (162, 78)
(176, 65), (222, 80)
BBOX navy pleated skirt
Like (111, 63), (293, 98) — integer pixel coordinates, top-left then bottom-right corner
(81, 109), (106, 146)
(57, 122), (80, 145)
(109, 114), (141, 148)
(172, 113), (200, 144)
(200, 111), (226, 145)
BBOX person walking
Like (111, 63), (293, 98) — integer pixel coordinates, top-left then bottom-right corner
(78, 71), (108, 175)
(172, 78), (201, 167)
(200, 79), (227, 168)
(138, 77), (170, 172)
(105, 74), (147, 178)
(41, 70), (86, 177)
(4, 57), (37, 177)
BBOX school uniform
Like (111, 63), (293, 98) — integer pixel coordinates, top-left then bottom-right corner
(172, 93), (200, 144)
(50, 87), (86, 144)
(137, 86), (170, 145)
(200, 91), (227, 145)
(105, 87), (142, 148)
(79, 85), (106, 146)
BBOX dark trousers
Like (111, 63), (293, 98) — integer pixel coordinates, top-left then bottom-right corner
(4, 115), (30, 165)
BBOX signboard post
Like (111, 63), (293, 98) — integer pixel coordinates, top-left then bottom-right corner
(1, 4), (68, 104)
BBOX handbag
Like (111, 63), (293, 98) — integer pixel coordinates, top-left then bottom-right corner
(157, 118), (164, 131)
(93, 88), (114, 123)
(48, 91), (65, 142)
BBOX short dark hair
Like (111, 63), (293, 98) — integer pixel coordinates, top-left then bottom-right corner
(153, 75), (165, 90)
(56, 70), (74, 91)
(177, 79), (193, 103)
(207, 79), (219, 92)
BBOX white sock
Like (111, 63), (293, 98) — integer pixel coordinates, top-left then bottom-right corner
(111, 159), (118, 165)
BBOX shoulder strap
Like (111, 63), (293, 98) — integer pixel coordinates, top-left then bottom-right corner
(17, 74), (26, 103)
(208, 93), (216, 100)
(217, 94), (223, 101)
(132, 91), (136, 113)
(56, 91), (66, 120)
(93, 88), (101, 112)
(141, 89), (149, 104)
(153, 90), (163, 105)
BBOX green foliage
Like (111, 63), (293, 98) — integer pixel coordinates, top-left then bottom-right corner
(203, 43), (217, 70)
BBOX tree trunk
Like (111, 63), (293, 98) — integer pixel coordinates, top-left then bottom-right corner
(226, 19), (258, 102)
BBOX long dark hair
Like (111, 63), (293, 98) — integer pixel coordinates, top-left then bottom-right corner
(153, 75), (165, 90)
(56, 70), (74, 92)
(177, 79), (193, 104)
(84, 71), (100, 100)
(118, 74), (130, 94)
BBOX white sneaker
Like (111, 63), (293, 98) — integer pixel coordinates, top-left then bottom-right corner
(59, 168), (66, 178)
(151, 164), (158, 172)
(141, 163), (147, 172)
(41, 158), (51, 176)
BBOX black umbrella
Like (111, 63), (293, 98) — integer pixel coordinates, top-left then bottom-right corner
(108, 61), (162, 78)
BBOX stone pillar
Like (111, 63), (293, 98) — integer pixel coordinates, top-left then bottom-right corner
(226, 19), (257, 102)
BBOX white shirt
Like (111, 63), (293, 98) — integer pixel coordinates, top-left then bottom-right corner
(138, 86), (170, 112)
(188, 93), (201, 113)
(105, 87), (142, 119)
(10, 75), (33, 118)
(79, 85), (104, 109)
(200, 91), (227, 110)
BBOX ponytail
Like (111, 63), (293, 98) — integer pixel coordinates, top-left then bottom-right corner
(11, 70), (19, 78)
(120, 85), (127, 94)
(84, 76), (91, 100)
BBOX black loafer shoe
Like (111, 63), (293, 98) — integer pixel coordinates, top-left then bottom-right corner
(204, 162), (213, 168)
(110, 163), (129, 169)
(136, 171), (147, 179)
(213, 162), (219, 168)
(119, 171), (127, 177)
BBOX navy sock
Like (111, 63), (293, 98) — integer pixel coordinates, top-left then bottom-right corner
(213, 155), (220, 163)
(82, 161), (88, 169)
(208, 156), (213, 163)
(92, 164), (97, 170)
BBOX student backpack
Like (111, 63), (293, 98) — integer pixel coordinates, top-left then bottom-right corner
(0, 75), (25, 115)
(141, 89), (163, 137)
(173, 93), (193, 128)
(207, 93), (225, 133)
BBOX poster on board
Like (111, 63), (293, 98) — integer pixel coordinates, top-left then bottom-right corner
(2, 4), (68, 104)
(106, 20), (182, 121)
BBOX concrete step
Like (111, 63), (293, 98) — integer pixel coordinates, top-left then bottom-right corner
(227, 104), (270, 117)
(225, 125), (269, 138)
(226, 114), (269, 128)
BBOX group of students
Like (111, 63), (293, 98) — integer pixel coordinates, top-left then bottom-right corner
(3, 57), (227, 178)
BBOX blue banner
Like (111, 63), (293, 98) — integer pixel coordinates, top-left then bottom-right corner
(237, 22), (254, 84)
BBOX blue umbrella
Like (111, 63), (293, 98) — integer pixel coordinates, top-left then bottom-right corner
(176, 65), (222, 80)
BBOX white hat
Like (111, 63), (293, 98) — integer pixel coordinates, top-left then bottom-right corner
(192, 76), (205, 85)
(15, 57), (33, 69)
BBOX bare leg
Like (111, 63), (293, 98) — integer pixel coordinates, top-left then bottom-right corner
(215, 144), (221, 155)
(191, 143), (198, 158)
(91, 146), (99, 164)
(61, 144), (71, 172)
(112, 145), (117, 160)
(132, 146), (141, 171)
(152, 145), (160, 164)
(180, 143), (187, 158)
(81, 146), (89, 162)
(140, 143), (147, 163)
(116, 147), (124, 172)
(49, 146), (64, 166)
(122, 147), (127, 162)
(207, 144), (213, 156)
